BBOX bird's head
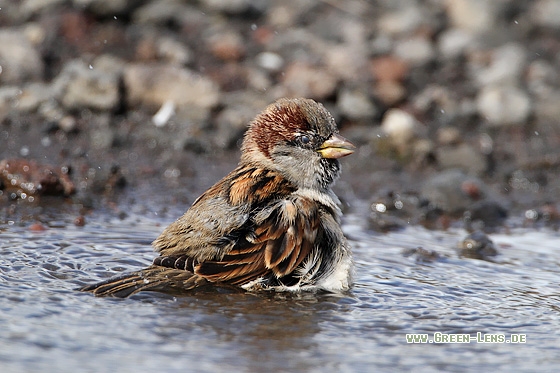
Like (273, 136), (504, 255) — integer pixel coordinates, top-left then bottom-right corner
(241, 98), (355, 190)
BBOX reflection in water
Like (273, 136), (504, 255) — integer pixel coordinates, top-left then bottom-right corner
(155, 291), (334, 371)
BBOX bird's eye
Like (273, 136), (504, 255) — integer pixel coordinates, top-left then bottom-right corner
(299, 135), (311, 145)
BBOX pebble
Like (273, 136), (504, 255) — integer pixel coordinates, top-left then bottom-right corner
(370, 56), (409, 83)
(531, 0), (560, 28)
(474, 43), (527, 87)
(325, 45), (366, 81)
(381, 109), (421, 148)
(378, 5), (424, 35)
(17, 82), (52, 112)
(336, 88), (377, 122)
(0, 29), (44, 84)
(133, 1), (196, 25)
(123, 63), (220, 112)
(255, 52), (284, 72)
(281, 62), (338, 100)
(436, 127), (462, 146)
(444, 0), (498, 33)
(477, 84), (532, 127)
(393, 36), (435, 65)
(19, 0), (67, 19)
(534, 92), (560, 125)
(526, 59), (557, 96)
(0, 87), (22, 122)
(57, 60), (120, 111)
(459, 231), (498, 259)
(156, 37), (192, 66)
(208, 31), (246, 61)
(374, 81), (407, 106)
(0, 158), (75, 197)
(438, 28), (476, 59)
(421, 170), (507, 222)
(436, 143), (487, 175)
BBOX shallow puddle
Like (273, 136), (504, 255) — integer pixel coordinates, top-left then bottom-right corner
(1, 200), (559, 372)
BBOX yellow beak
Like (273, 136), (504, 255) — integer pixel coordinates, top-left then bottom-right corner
(317, 134), (356, 159)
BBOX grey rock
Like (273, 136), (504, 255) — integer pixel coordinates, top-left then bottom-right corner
(444, 0), (499, 34)
(55, 60), (120, 111)
(378, 5), (424, 35)
(531, 0), (560, 28)
(0, 87), (22, 122)
(133, 0), (200, 26)
(534, 92), (560, 125)
(20, 0), (66, 19)
(477, 84), (532, 127)
(438, 28), (476, 59)
(436, 143), (487, 175)
(421, 169), (483, 213)
(474, 43), (527, 87)
(394, 36), (435, 65)
(280, 62), (338, 100)
(459, 230), (499, 259)
(88, 114), (114, 150)
(0, 29), (44, 84)
(336, 88), (377, 122)
(17, 82), (52, 112)
(156, 37), (192, 66)
(123, 63), (220, 112)
(256, 52), (284, 72)
(381, 109), (422, 148)
(421, 169), (507, 219)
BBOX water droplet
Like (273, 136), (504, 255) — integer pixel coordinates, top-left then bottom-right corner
(113, 16), (117, 20)
(534, 131), (539, 136)
(41, 137), (52, 147)
(20, 146), (29, 156)
(525, 209), (538, 220)
(374, 203), (387, 213)
(89, 64), (93, 70)
(251, 24), (257, 31)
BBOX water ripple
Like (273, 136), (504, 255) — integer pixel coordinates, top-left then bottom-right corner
(0, 210), (559, 372)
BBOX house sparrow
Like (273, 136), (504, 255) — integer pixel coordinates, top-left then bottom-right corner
(80, 98), (355, 297)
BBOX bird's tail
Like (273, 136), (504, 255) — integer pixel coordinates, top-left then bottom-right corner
(79, 265), (209, 298)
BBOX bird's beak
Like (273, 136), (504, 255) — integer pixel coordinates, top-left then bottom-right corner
(317, 134), (356, 159)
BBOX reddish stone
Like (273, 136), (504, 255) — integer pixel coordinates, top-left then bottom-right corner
(370, 56), (409, 82)
(0, 159), (75, 198)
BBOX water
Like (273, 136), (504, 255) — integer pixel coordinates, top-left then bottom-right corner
(1, 199), (559, 373)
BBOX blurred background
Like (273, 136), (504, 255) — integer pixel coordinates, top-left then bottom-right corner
(1, 0), (560, 229)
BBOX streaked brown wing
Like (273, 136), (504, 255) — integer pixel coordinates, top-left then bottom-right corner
(189, 198), (320, 286)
